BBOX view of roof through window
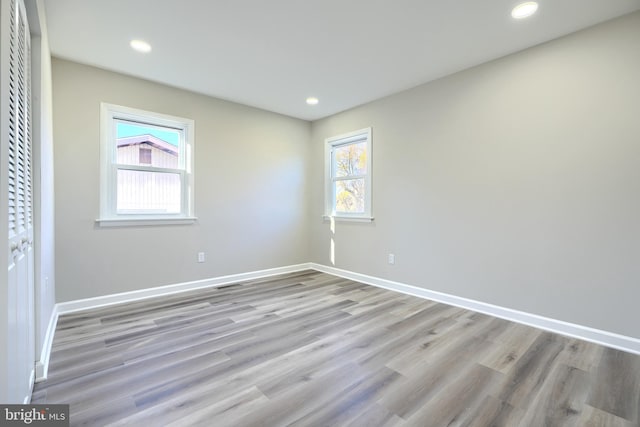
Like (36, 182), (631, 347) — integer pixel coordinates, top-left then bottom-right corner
(116, 122), (179, 146)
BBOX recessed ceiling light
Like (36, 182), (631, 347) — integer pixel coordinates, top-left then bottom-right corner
(130, 39), (152, 53)
(306, 97), (319, 105)
(511, 2), (538, 19)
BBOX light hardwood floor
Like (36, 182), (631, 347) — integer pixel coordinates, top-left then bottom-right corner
(32, 271), (640, 426)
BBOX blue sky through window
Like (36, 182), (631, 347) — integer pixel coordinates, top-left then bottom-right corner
(117, 122), (179, 146)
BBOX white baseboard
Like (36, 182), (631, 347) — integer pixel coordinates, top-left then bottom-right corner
(56, 263), (313, 315)
(310, 263), (640, 355)
(24, 370), (35, 404)
(35, 306), (59, 382)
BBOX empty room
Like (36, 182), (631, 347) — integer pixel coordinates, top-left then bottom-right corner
(1, 0), (640, 425)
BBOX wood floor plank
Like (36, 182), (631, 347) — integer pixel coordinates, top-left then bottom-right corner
(344, 404), (405, 427)
(380, 335), (497, 419)
(516, 363), (590, 427)
(478, 323), (543, 374)
(163, 386), (270, 427)
(32, 270), (640, 426)
(497, 331), (566, 408)
(577, 405), (637, 427)
(458, 395), (522, 427)
(557, 337), (604, 372)
(234, 362), (369, 426)
(36, 346), (231, 412)
(289, 366), (404, 426)
(587, 347), (640, 424)
(403, 363), (503, 426)
(69, 395), (139, 427)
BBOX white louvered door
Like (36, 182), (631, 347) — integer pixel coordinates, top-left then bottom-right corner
(2, 0), (35, 403)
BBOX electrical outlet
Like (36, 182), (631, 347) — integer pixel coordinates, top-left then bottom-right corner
(388, 253), (395, 265)
(197, 252), (205, 263)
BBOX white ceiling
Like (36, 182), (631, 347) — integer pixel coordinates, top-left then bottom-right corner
(44, 0), (640, 121)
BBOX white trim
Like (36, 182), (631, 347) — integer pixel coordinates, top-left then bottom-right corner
(99, 103), (195, 223)
(322, 215), (374, 223)
(309, 263), (640, 355)
(24, 369), (35, 404)
(96, 217), (197, 227)
(56, 263), (313, 315)
(324, 127), (373, 220)
(35, 305), (58, 382)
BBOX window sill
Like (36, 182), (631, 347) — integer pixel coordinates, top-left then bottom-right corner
(323, 215), (374, 223)
(96, 217), (198, 227)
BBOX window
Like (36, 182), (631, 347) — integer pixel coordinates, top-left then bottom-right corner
(325, 127), (373, 220)
(139, 147), (152, 164)
(99, 103), (195, 225)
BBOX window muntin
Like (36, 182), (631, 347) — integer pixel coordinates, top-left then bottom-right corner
(99, 103), (194, 224)
(325, 128), (372, 220)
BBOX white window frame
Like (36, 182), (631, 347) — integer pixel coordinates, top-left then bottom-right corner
(97, 103), (196, 226)
(324, 127), (373, 221)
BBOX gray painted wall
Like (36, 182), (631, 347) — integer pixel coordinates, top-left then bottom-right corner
(52, 59), (310, 302)
(309, 12), (640, 338)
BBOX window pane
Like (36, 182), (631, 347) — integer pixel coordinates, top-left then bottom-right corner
(334, 142), (367, 178)
(117, 169), (181, 214)
(116, 121), (180, 168)
(335, 179), (365, 213)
